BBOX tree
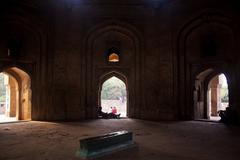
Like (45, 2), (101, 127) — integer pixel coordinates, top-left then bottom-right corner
(220, 87), (229, 102)
(101, 77), (126, 100)
(0, 73), (6, 102)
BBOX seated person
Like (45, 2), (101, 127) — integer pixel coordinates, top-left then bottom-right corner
(109, 106), (120, 118)
(218, 106), (238, 124)
(97, 106), (103, 115)
(97, 106), (120, 119)
(111, 107), (117, 114)
(97, 106), (108, 118)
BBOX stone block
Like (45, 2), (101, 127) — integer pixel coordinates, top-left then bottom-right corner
(76, 130), (136, 159)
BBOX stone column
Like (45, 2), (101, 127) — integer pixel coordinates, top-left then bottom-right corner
(9, 76), (17, 117)
(210, 76), (221, 116)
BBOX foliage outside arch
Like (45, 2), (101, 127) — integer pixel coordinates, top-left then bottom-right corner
(101, 76), (127, 101)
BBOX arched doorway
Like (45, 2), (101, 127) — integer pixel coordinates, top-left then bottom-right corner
(99, 76), (127, 117)
(207, 74), (229, 120)
(194, 69), (229, 120)
(0, 67), (31, 122)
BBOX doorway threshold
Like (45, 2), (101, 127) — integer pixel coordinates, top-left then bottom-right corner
(194, 119), (221, 123)
(0, 120), (30, 124)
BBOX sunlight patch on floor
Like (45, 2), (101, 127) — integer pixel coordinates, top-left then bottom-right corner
(0, 115), (17, 123)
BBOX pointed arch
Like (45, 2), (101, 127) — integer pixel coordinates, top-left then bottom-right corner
(193, 68), (230, 120)
(84, 20), (144, 46)
(83, 20), (144, 118)
(0, 66), (32, 121)
(176, 11), (234, 120)
(99, 71), (128, 88)
(98, 71), (128, 117)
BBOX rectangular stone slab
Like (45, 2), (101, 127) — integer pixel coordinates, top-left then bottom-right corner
(76, 130), (136, 159)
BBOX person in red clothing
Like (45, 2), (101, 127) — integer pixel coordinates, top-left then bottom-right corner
(108, 106), (120, 118)
(111, 106), (117, 115)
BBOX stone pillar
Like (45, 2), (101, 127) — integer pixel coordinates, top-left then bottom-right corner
(210, 76), (221, 116)
(21, 77), (31, 120)
(9, 76), (17, 117)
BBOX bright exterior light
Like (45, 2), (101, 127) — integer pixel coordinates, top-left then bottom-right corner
(108, 53), (119, 62)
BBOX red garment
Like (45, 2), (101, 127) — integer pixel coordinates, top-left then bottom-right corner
(112, 108), (117, 114)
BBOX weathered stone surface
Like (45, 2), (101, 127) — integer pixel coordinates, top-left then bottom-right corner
(76, 130), (135, 159)
(1, 120), (240, 160)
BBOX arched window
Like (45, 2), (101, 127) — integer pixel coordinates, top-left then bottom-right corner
(107, 47), (120, 63)
(108, 53), (119, 62)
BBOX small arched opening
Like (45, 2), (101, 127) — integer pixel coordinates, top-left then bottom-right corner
(108, 53), (119, 62)
(107, 47), (120, 63)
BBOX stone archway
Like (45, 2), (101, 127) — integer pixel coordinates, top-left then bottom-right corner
(193, 68), (229, 120)
(98, 72), (128, 117)
(176, 11), (234, 120)
(0, 67), (31, 121)
(207, 73), (229, 120)
(84, 21), (143, 119)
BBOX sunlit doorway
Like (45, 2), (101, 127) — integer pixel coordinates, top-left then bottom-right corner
(0, 67), (31, 123)
(0, 73), (18, 122)
(100, 76), (127, 117)
(208, 74), (229, 121)
(194, 69), (229, 121)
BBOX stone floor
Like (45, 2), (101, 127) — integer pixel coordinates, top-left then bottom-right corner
(0, 119), (240, 160)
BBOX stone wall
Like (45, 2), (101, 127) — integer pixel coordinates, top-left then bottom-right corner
(0, 0), (239, 121)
